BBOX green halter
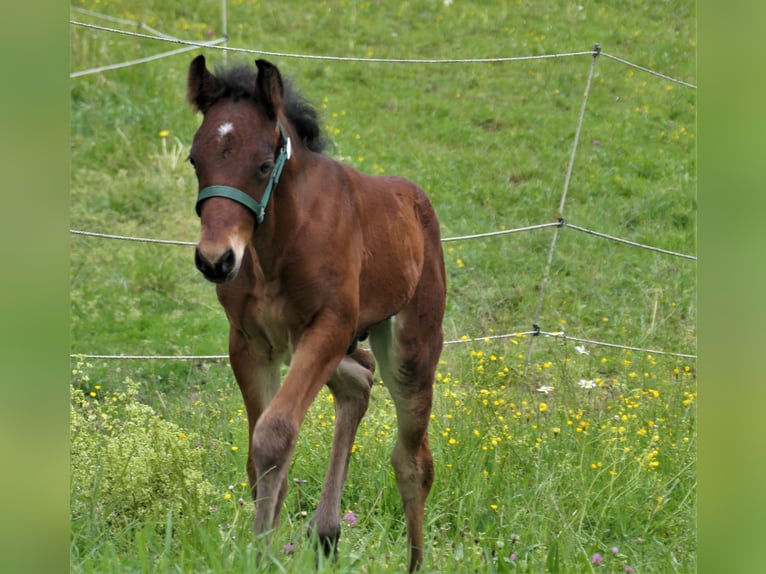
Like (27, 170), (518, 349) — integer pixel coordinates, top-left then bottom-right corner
(195, 120), (292, 225)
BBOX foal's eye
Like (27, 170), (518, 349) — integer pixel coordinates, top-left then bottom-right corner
(187, 156), (197, 170)
(258, 161), (274, 175)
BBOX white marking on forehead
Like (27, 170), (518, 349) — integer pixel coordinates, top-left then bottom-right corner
(217, 122), (234, 139)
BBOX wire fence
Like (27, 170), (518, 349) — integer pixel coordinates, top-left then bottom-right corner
(69, 6), (697, 364)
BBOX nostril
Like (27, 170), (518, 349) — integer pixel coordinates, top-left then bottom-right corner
(194, 248), (210, 275)
(219, 248), (236, 276)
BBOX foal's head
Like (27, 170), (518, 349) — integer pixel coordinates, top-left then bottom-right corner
(186, 56), (325, 283)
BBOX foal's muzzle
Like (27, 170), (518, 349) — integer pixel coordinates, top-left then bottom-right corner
(195, 247), (237, 283)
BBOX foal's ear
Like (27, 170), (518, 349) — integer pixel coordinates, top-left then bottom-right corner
(187, 55), (220, 113)
(254, 59), (284, 119)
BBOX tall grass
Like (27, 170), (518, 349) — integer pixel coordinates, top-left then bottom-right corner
(70, 1), (696, 571)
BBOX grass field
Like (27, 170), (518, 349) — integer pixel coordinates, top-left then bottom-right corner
(70, 1), (696, 571)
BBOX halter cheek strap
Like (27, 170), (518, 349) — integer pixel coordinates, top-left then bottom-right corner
(195, 120), (293, 225)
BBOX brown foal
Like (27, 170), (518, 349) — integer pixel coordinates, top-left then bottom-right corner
(187, 55), (446, 571)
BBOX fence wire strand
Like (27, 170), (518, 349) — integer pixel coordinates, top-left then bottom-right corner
(601, 51), (697, 89)
(70, 20), (597, 65)
(70, 6), (176, 39)
(444, 331), (537, 346)
(537, 330), (696, 359)
(71, 38), (227, 78)
(71, 327), (695, 361)
(70, 229), (196, 247)
(441, 222), (560, 242)
(72, 353), (229, 361)
(564, 222), (697, 260)
(70, 219), (697, 259)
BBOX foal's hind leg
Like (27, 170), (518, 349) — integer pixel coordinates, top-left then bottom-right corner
(370, 315), (442, 573)
(309, 348), (375, 557)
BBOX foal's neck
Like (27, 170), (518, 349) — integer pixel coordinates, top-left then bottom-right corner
(249, 148), (309, 276)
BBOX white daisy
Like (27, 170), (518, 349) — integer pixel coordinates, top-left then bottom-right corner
(578, 379), (597, 389)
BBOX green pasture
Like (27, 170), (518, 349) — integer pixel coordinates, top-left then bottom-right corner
(70, 1), (696, 572)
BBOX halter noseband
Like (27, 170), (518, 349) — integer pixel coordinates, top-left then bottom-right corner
(195, 120), (293, 225)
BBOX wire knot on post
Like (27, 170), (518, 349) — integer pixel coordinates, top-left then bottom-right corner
(593, 43), (602, 59)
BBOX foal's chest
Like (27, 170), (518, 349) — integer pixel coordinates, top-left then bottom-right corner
(227, 286), (296, 355)
(215, 250), (299, 355)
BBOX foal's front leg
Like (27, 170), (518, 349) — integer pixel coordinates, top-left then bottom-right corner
(228, 326), (284, 504)
(249, 312), (354, 544)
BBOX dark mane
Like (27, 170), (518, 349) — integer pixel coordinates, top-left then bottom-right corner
(214, 64), (328, 153)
